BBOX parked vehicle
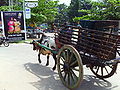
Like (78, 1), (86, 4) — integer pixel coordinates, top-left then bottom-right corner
(27, 29), (44, 38)
(0, 37), (9, 47)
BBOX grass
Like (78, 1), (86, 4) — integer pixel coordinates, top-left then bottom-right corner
(10, 39), (33, 44)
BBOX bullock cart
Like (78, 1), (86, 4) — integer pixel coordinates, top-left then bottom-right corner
(33, 25), (120, 89)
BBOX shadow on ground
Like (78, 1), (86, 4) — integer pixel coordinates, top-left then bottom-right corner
(24, 63), (68, 90)
(76, 75), (118, 90)
(24, 63), (118, 90)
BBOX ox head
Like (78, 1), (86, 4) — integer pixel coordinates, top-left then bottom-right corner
(31, 40), (36, 50)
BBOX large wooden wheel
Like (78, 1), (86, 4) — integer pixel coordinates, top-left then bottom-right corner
(90, 63), (118, 79)
(57, 45), (83, 89)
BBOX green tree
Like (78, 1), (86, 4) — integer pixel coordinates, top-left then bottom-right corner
(68, 0), (92, 22)
(13, 0), (23, 11)
(78, 0), (120, 20)
(0, 0), (8, 6)
(55, 4), (69, 24)
(0, 0), (58, 26)
(26, 0), (58, 26)
(68, 0), (80, 22)
(0, 0), (23, 11)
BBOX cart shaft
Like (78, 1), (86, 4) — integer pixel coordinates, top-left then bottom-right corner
(35, 41), (58, 54)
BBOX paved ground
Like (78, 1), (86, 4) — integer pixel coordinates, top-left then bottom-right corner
(0, 43), (120, 90)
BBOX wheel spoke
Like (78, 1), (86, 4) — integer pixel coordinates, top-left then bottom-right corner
(66, 49), (69, 62)
(62, 51), (67, 60)
(60, 57), (65, 63)
(61, 67), (64, 69)
(104, 66), (109, 74)
(71, 70), (78, 80)
(101, 67), (103, 76)
(68, 72), (70, 85)
(69, 71), (75, 84)
(60, 69), (64, 73)
(60, 63), (64, 66)
(72, 67), (79, 72)
(69, 52), (73, 63)
(108, 65), (113, 69)
(96, 66), (99, 74)
(70, 60), (78, 67)
(63, 72), (67, 81)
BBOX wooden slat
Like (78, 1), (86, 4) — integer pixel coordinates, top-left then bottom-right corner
(56, 26), (119, 61)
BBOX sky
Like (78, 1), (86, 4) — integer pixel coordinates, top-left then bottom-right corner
(59, 0), (71, 6)
(59, 0), (98, 6)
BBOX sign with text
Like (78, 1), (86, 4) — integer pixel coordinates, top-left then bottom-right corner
(25, 8), (31, 19)
(25, 2), (38, 8)
(3, 11), (25, 42)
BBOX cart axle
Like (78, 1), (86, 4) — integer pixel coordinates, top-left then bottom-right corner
(112, 58), (120, 63)
(106, 58), (120, 65)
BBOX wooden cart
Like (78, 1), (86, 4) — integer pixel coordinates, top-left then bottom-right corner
(33, 25), (120, 89)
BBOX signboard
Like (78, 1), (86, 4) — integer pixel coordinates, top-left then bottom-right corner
(25, 8), (31, 19)
(25, 2), (38, 8)
(3, 11), (25, 42)
(0, 12), (3, 36)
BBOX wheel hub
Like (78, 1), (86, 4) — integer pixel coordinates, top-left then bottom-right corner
(63, 63), (70, 72)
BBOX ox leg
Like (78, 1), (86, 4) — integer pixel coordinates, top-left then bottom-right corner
(46, 54), (50, 66)
(38, 53), (41, 63)
(52, 54), (57, 70)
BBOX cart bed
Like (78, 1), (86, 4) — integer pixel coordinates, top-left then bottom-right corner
(56, 26), (120, 64)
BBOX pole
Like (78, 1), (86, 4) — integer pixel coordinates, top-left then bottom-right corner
(118, 21), (120, 35)
(23, 0), (27, 40)
(23, 0), (25, 11)
(9, 0), (11, 11)
(11, 0), (13, 11)
(1, 12), (5, 37)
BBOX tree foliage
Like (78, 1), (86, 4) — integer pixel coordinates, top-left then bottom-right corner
(78, 0), (120, 20)
(68, 0), (80, 22)
(0, 0), (59, 26)
(68, 0), (92, 22)
(26, 0), (58, 26)
(0, 0), (23, 11)
(55, 4), (69, 24)
(0, 0), (8, 6)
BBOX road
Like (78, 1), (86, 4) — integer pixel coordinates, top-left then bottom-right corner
(0, 43), (120, 90)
